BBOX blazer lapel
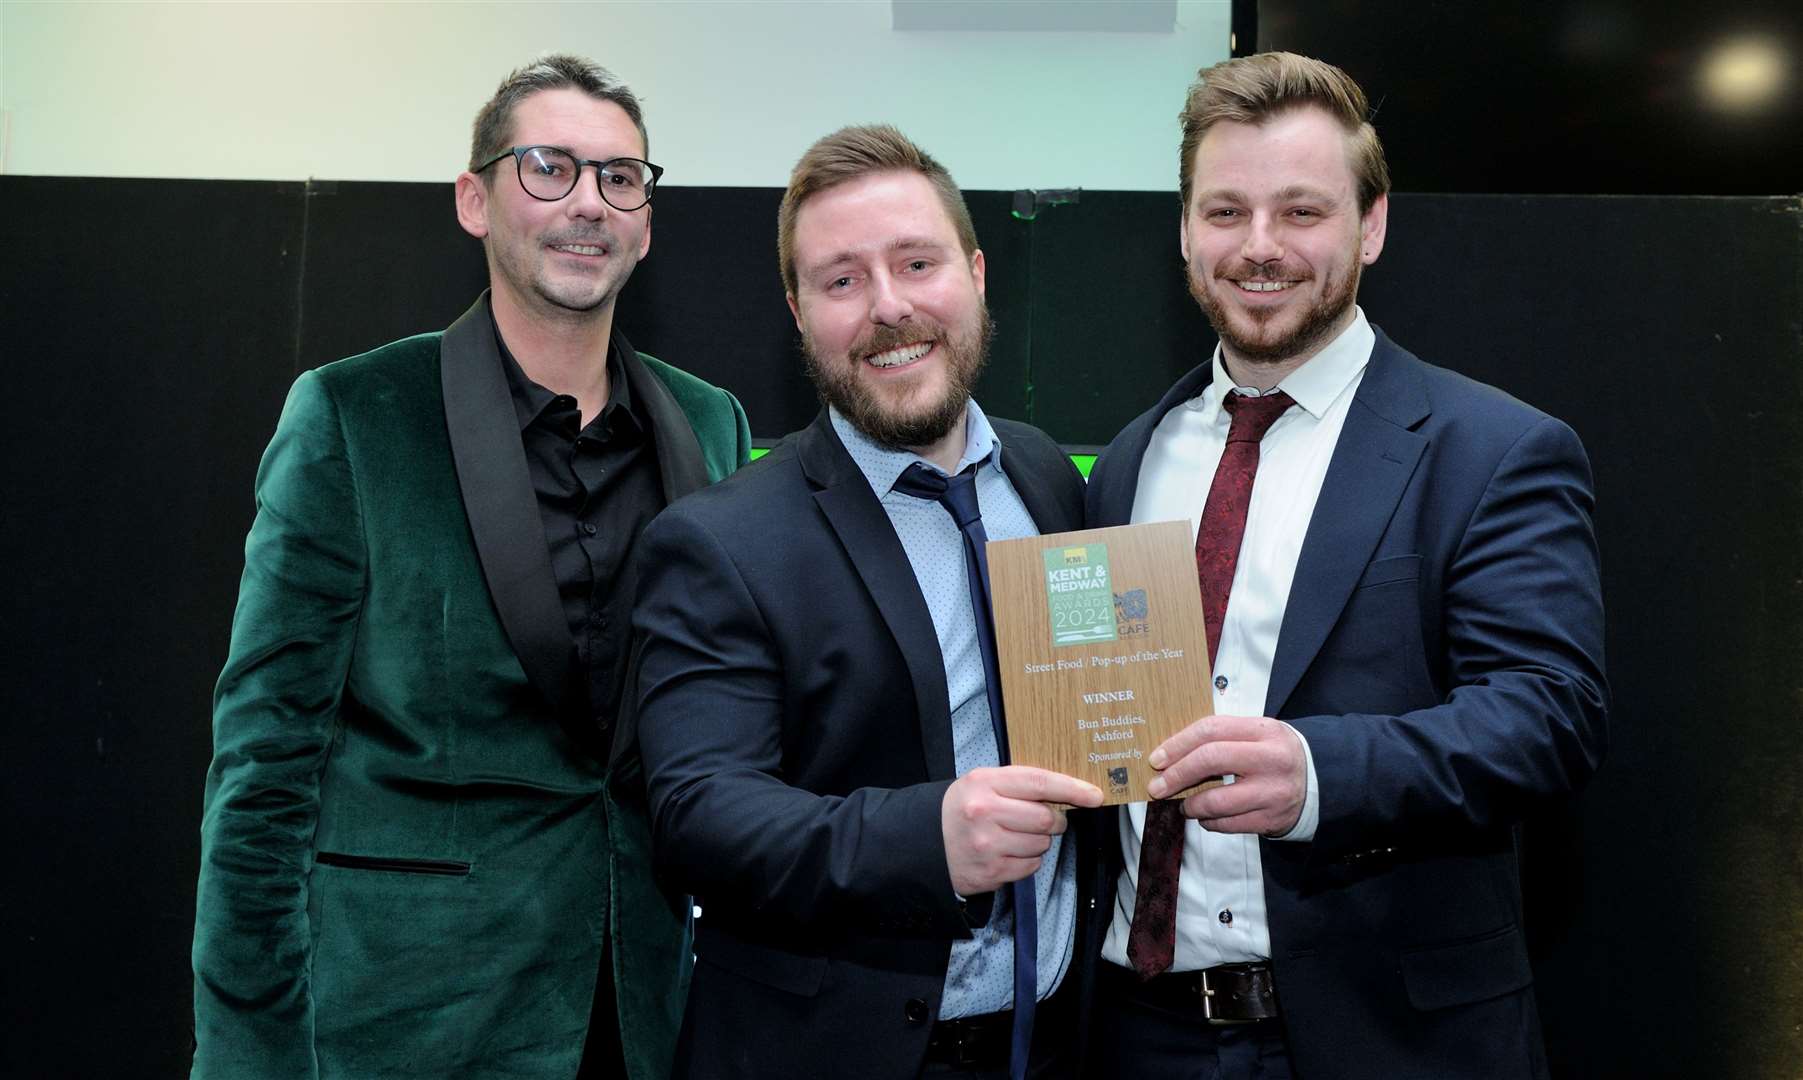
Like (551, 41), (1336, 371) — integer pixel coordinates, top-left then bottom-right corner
(440, 295), (586, 734)
(798, 413), (957, 780)
(1266, 331), (1430, 717)
(996, 433), (1068, 534)
(1092, 363), (1216, 527)
(615, 329), (711, 504)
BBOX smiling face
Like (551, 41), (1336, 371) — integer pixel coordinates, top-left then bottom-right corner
(1182, 104), (1387, 374)
(787, 169), (990, 450)
(455, 88), (652, 327)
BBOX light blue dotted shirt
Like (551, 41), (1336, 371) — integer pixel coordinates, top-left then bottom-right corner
(830, 403), (1077, 1020)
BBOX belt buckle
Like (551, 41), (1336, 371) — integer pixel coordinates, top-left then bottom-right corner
(936, 1014), (1002, 1067)
(951, 1023), (984, 1068)
(1200, 968), (1255, 1026)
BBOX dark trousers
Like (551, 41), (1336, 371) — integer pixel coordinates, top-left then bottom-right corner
(921, 974), (1082, 1080)
(1087, 961), (1291, 1080)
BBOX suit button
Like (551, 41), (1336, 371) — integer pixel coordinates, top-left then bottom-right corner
(904, 998), (930, 1024)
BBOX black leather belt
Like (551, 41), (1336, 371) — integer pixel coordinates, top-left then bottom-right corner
(924, 1008), (1013, 1067)
(1105, 959), (1280, 1024)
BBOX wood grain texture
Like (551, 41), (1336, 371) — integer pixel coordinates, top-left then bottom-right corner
(988, 520), (1214, 805)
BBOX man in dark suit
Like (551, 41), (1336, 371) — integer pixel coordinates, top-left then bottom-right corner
(633, 125), (1105, 1080)
(1083, 53), (1608, 1078)
(191, 55), (749, 1080)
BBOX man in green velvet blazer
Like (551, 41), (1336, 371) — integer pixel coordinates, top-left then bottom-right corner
(191, 56), (749, 1080)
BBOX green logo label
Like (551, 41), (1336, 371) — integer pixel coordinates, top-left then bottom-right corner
(1044, 543), (1117, 647)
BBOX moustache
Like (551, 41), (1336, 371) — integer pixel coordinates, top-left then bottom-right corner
(1220, 263), (1311, 283)
(543, 230), (617, 249)
(853, 322), (940, 363)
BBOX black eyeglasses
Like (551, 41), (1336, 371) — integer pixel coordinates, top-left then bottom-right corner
(475, 145), (664, 210)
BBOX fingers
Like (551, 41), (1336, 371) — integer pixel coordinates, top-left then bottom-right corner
(968, 855), (1047, 891)
(1146, 713), (1305, 840)
(947, 783), (1068, 837)
(1184, 808), (1279, 836)
(1180, 774), (1290, 824)
(1142, 718), (1307, 836)
(966, 827), (1055, 861)
(944, 770), (1071, 894)
(1147, 714), (1269, 769)
(1145, 715), (1291, 799)
(950, 767), (1089, 835)
(986, 765), (1105, 809)
(1145, 715), (1217, 771)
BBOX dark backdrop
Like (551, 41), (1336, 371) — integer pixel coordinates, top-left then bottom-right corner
(1248, 0), (1803, 196)
(2, 176), (1799, 1078)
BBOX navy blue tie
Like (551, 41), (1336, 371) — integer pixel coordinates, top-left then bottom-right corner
(893, 460), (1036, 1080)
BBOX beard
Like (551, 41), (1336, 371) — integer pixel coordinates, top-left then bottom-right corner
(1188, 246), (1362, 366)
(803, 306), (994, 450)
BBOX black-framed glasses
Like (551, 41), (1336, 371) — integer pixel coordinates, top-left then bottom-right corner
(475, 145), (663, 210)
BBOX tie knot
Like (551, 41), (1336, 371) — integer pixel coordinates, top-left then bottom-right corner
(894, 461), (983, 528)
(1221, 389), (1295, 444)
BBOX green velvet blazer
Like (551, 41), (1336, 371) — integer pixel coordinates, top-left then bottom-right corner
(192, 296), (750, 1080)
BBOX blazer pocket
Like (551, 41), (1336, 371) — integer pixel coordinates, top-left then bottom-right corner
(1401, 924), (1533, 1011)
(1357, 553), (1421, 589)
(695, 929), (827, 998)
(314, 851), (473, 877)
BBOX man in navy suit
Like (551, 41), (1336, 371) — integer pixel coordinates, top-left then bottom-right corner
(632, 125), (1106, 1079)
(1082, 53), (1608, 1078)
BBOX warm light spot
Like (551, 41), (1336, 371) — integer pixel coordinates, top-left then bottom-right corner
(1698, 35), (1789, 114)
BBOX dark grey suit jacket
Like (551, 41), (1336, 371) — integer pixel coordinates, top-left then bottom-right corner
(633, 410), (1105, 1079)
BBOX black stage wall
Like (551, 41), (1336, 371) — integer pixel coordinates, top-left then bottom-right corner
(2, 177), (1799, 1077)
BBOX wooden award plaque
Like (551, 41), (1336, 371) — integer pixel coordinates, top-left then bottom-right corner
(986, 520), (1213, 805)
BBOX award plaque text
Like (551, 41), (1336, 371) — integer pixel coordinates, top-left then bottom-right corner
(987, 521), (1214, 805)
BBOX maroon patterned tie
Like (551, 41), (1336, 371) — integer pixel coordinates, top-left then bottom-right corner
(1125, 388), (1295, 979)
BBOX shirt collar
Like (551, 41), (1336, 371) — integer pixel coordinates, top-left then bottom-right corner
(1205, 305), (1374, 420)
(829, 399), (1003, 498)
(493, 309), (636, 434)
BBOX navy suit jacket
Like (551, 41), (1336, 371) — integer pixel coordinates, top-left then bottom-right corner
(634, 410), (1106, 1079)
(1085, 329), (1608, 1079)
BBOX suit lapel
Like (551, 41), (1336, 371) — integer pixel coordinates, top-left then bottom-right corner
(616, 329), (711, 504)
(996, 432), (1064, 533)
(1266, 331), (1430, 717)
(798, 413), (957, 780)
(440, 295), (586, 734)
(1093, 363), (1216, 527)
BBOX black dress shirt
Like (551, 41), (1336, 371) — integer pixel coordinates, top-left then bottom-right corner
(496, 321), (663, 733)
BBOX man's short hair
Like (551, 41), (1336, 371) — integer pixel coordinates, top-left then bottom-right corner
(469, 54), (648, 174)
(777, 124), (979, 297)
(1178, 51), (1390, 215)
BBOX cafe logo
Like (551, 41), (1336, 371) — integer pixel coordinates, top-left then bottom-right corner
(1043, 544), (1117, 647)
(1113, 588), (1150, 636)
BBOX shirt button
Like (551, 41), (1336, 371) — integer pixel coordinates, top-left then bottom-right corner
(582, 523), (598, 536)
(1214, 674), (1228, 692)
(1218, 908), (1233, 925)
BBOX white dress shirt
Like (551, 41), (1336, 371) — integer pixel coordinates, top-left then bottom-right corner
(1101, 308), (1375, 971)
